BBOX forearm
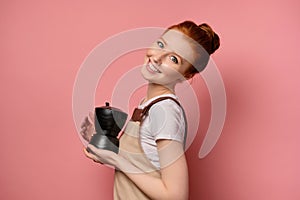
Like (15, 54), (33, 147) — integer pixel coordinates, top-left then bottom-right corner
(84, 144), (187, 199)
(127, 174), (170, 199)
(116, 155), (188, 200)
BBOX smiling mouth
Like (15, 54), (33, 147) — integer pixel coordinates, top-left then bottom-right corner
(146, 61), (161, 73)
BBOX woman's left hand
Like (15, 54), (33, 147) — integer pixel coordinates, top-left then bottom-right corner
(83, 144), (119, 167)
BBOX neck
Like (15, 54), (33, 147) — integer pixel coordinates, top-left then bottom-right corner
(145, 83), (175, 102)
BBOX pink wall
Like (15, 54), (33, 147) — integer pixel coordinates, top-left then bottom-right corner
(1, 0), (299, 199)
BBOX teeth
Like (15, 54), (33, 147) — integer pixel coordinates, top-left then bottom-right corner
(149, 63), (160, 73)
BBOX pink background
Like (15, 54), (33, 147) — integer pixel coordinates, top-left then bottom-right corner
(1, 0), (300, 199)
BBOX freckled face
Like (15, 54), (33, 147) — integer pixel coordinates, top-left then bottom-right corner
(141, 29), (197, 88)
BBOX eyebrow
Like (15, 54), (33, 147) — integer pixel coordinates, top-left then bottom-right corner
(160, 37), (168, 46)
(160, 37), (183, 64)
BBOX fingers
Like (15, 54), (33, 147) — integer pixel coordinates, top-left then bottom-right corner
(88, 112), (95, 124)
(81, 112), (94, 129)
(80, 113), (96, 142)
(80, 126), (87, 133)
(83, 148), (94, 159)
(85, 144), (100, 158)
(80, 133), (89, 142)
(87, 144), (98, 154)
(79, 123), (88, 139)
(80, 116), (89, 128)
(83, 148), (102, 163)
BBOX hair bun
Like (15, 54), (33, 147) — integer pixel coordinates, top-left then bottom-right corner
(199, 23), (220, 54)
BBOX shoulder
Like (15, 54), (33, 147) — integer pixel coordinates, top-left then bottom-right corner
(147, 97), (186, 142)
(149, 98), (183, 119)
(152, 98), (181, 111)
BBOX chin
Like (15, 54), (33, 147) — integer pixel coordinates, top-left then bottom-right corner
(140, 66), (151, 81)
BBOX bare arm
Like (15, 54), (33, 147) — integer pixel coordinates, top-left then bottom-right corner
(119, 139), (189, 200)
(85, 139), (189, 200)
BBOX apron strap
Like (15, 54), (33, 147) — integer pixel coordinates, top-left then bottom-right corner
(142, 97), (181, 117)
(131, 96), (181, 122)
(130, 96), (188, 149)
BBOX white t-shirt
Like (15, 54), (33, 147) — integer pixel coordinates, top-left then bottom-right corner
(138, 94), (186, 169)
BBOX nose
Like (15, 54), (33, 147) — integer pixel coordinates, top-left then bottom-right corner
(148, 49), (166, 65)
(152, 54), (162, 65)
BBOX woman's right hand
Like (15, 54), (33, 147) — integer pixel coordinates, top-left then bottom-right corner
(80, 112), (96, 142)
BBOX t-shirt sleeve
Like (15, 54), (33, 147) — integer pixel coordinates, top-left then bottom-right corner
(148, 99), (186, 144)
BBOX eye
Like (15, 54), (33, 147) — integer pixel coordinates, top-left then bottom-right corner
(170, 55), (179, 64)
(157, 41), (164, 48)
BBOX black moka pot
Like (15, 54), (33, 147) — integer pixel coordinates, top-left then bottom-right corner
(87, 102), (127, 154)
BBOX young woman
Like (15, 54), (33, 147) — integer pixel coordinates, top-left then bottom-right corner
(81, 20), (220, 200)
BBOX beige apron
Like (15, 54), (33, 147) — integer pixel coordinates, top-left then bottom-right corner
(114, 97), (185, 200)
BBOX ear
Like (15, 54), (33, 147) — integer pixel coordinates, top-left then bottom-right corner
(178, 73), (194, 83)
(184, 72), (195, 80)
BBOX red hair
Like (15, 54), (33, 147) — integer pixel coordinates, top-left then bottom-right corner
(167, 21), (220, 73)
